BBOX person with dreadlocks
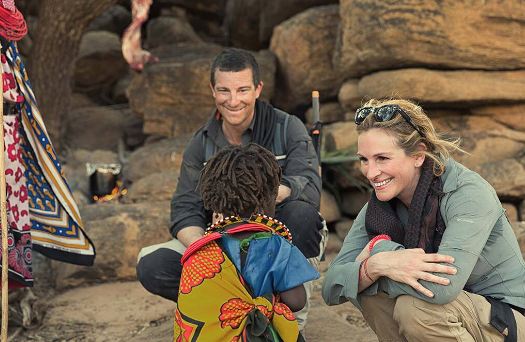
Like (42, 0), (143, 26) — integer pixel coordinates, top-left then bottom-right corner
(137, 47), (325, 331)
(174, 143), (319, 341)
(0, 0), (95, 290)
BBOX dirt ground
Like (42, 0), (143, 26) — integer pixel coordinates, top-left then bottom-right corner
(8, 254), (378, 342)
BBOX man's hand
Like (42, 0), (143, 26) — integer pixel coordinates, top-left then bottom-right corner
(176, 226), (205, 247)
(276, 184), (291, 204)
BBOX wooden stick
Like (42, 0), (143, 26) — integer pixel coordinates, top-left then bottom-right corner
(0, 40), (8, 342)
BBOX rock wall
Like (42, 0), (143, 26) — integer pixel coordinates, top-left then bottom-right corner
(20, 0), (525, 288)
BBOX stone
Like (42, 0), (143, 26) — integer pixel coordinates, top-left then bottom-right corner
(336, 0), (525, 78)
(305, 102), (345, 125)
(65, 105), (134, 152)
(270, 5), (343, 111)
(52, 202), (172, 288)
(341, 190), (370, 217)
(322, 121), (359, 153)
(470, 105), (525, 132)
(225, 0), (338, 49)
(146, 16), (202, 49)
(358, 69), (525, 106)
(127, 43), (276, 137)
(334, 218), (354, 241)
(123, 137), (190, 183)
(338, 79), (361, 112)
(74, 31), (128, 92)
(86, 5), (131, 35)
(320, 189), (341, 223)
(124, 171), (178, 203)
(325, 232), (343, 255)
(502, 203), (519, 222)
(474, 159), (525, 198)
(432, 115), (525, 170)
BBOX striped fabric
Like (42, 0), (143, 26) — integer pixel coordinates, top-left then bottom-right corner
(4, 41), (95, 265)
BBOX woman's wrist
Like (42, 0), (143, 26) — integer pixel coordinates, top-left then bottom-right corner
(367, 252), (389, 279)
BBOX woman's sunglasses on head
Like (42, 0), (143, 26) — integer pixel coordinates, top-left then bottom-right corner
(354, 104), (426, 138)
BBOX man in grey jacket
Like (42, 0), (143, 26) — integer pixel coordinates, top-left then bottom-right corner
(136, 48), (325, 329)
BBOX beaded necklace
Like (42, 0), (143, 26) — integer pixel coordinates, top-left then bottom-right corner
(206, 213), (293, 243)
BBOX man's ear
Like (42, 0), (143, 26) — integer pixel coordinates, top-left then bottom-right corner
(255, 81), (264, 99)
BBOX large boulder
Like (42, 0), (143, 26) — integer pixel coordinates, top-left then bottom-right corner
(432, 115), (525, 169)
(225, 0), (337, 49)
(357, 69), (525, 106)
(473, 159), (525, 199)
(305, 102), (345, 125)
(127, 43), (276, 137)
(74, 31), (128, 92)
(336, 0), (525, 78)
(470, 105), (525, 132)
(270, 5), (343, 111)
(322, 121), (359, 153)
(124, 171), (179, 203)
(146, 16), (202, 49)
(51, 202), (172, 288)
(86, 5), (131, 35)
(65, 106), (138, 152)
(123, 137), (190, 183)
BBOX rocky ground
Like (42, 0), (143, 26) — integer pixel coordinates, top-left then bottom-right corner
(7, 252), (378, 342)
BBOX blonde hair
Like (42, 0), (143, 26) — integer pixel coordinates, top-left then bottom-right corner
(356, 98), (465, 176)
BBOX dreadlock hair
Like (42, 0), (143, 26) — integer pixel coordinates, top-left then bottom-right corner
(198, 143), (282, 218)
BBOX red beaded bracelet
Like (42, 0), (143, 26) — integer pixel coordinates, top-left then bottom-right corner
(368, 234), (392, 252)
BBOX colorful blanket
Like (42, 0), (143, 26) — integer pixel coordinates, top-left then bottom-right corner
(3, 41), (95, 267)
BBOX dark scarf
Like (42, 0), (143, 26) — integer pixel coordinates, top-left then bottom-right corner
(365, 159), (446, 253)
(252, 100), (277, 151)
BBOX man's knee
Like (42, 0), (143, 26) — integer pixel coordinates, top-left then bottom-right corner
(276, 200), (322, 258)
(136, 247), (182, 301)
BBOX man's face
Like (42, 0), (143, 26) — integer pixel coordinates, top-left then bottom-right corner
(210, 68), (263, 129)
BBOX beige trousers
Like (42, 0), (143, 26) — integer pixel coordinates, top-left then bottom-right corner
(360, 291), (525, 342)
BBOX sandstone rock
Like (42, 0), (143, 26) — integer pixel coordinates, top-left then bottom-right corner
(52, 202), (172, 288)
(322, 121), (359, 153)
(305, 102), (345, 125)
(474, 159), (525, 199)
(270, 5), (343, 111)
(124, 171), (179, 203)
(503, 203), (519, 222)
(341, 190), (370, 217)
(325, 232), (343, 255)
(432, 115), (525, 170)
(470, 105), (525, 132)
(65, 105), (134, 152)
(334, 218), (353, 241)
(86, 5), (131, 35)
(124, 137), (190, 183)
(336, 0), (525, 78)
(358, 69), (525, 106)
(146, 16), (202, 49)
(127, 43), (276, 137)
(111, 72), (134, 104)
(338, 79), (361, 112)
(225, 0), (337, 49)
(74, 31), (128, 92)
(320, 189), (341, 223)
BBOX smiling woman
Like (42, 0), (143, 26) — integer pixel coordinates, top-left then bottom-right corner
(322, 98), (525, 341)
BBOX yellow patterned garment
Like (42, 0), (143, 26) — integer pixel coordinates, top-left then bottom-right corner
(174, 240), (299, 342)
